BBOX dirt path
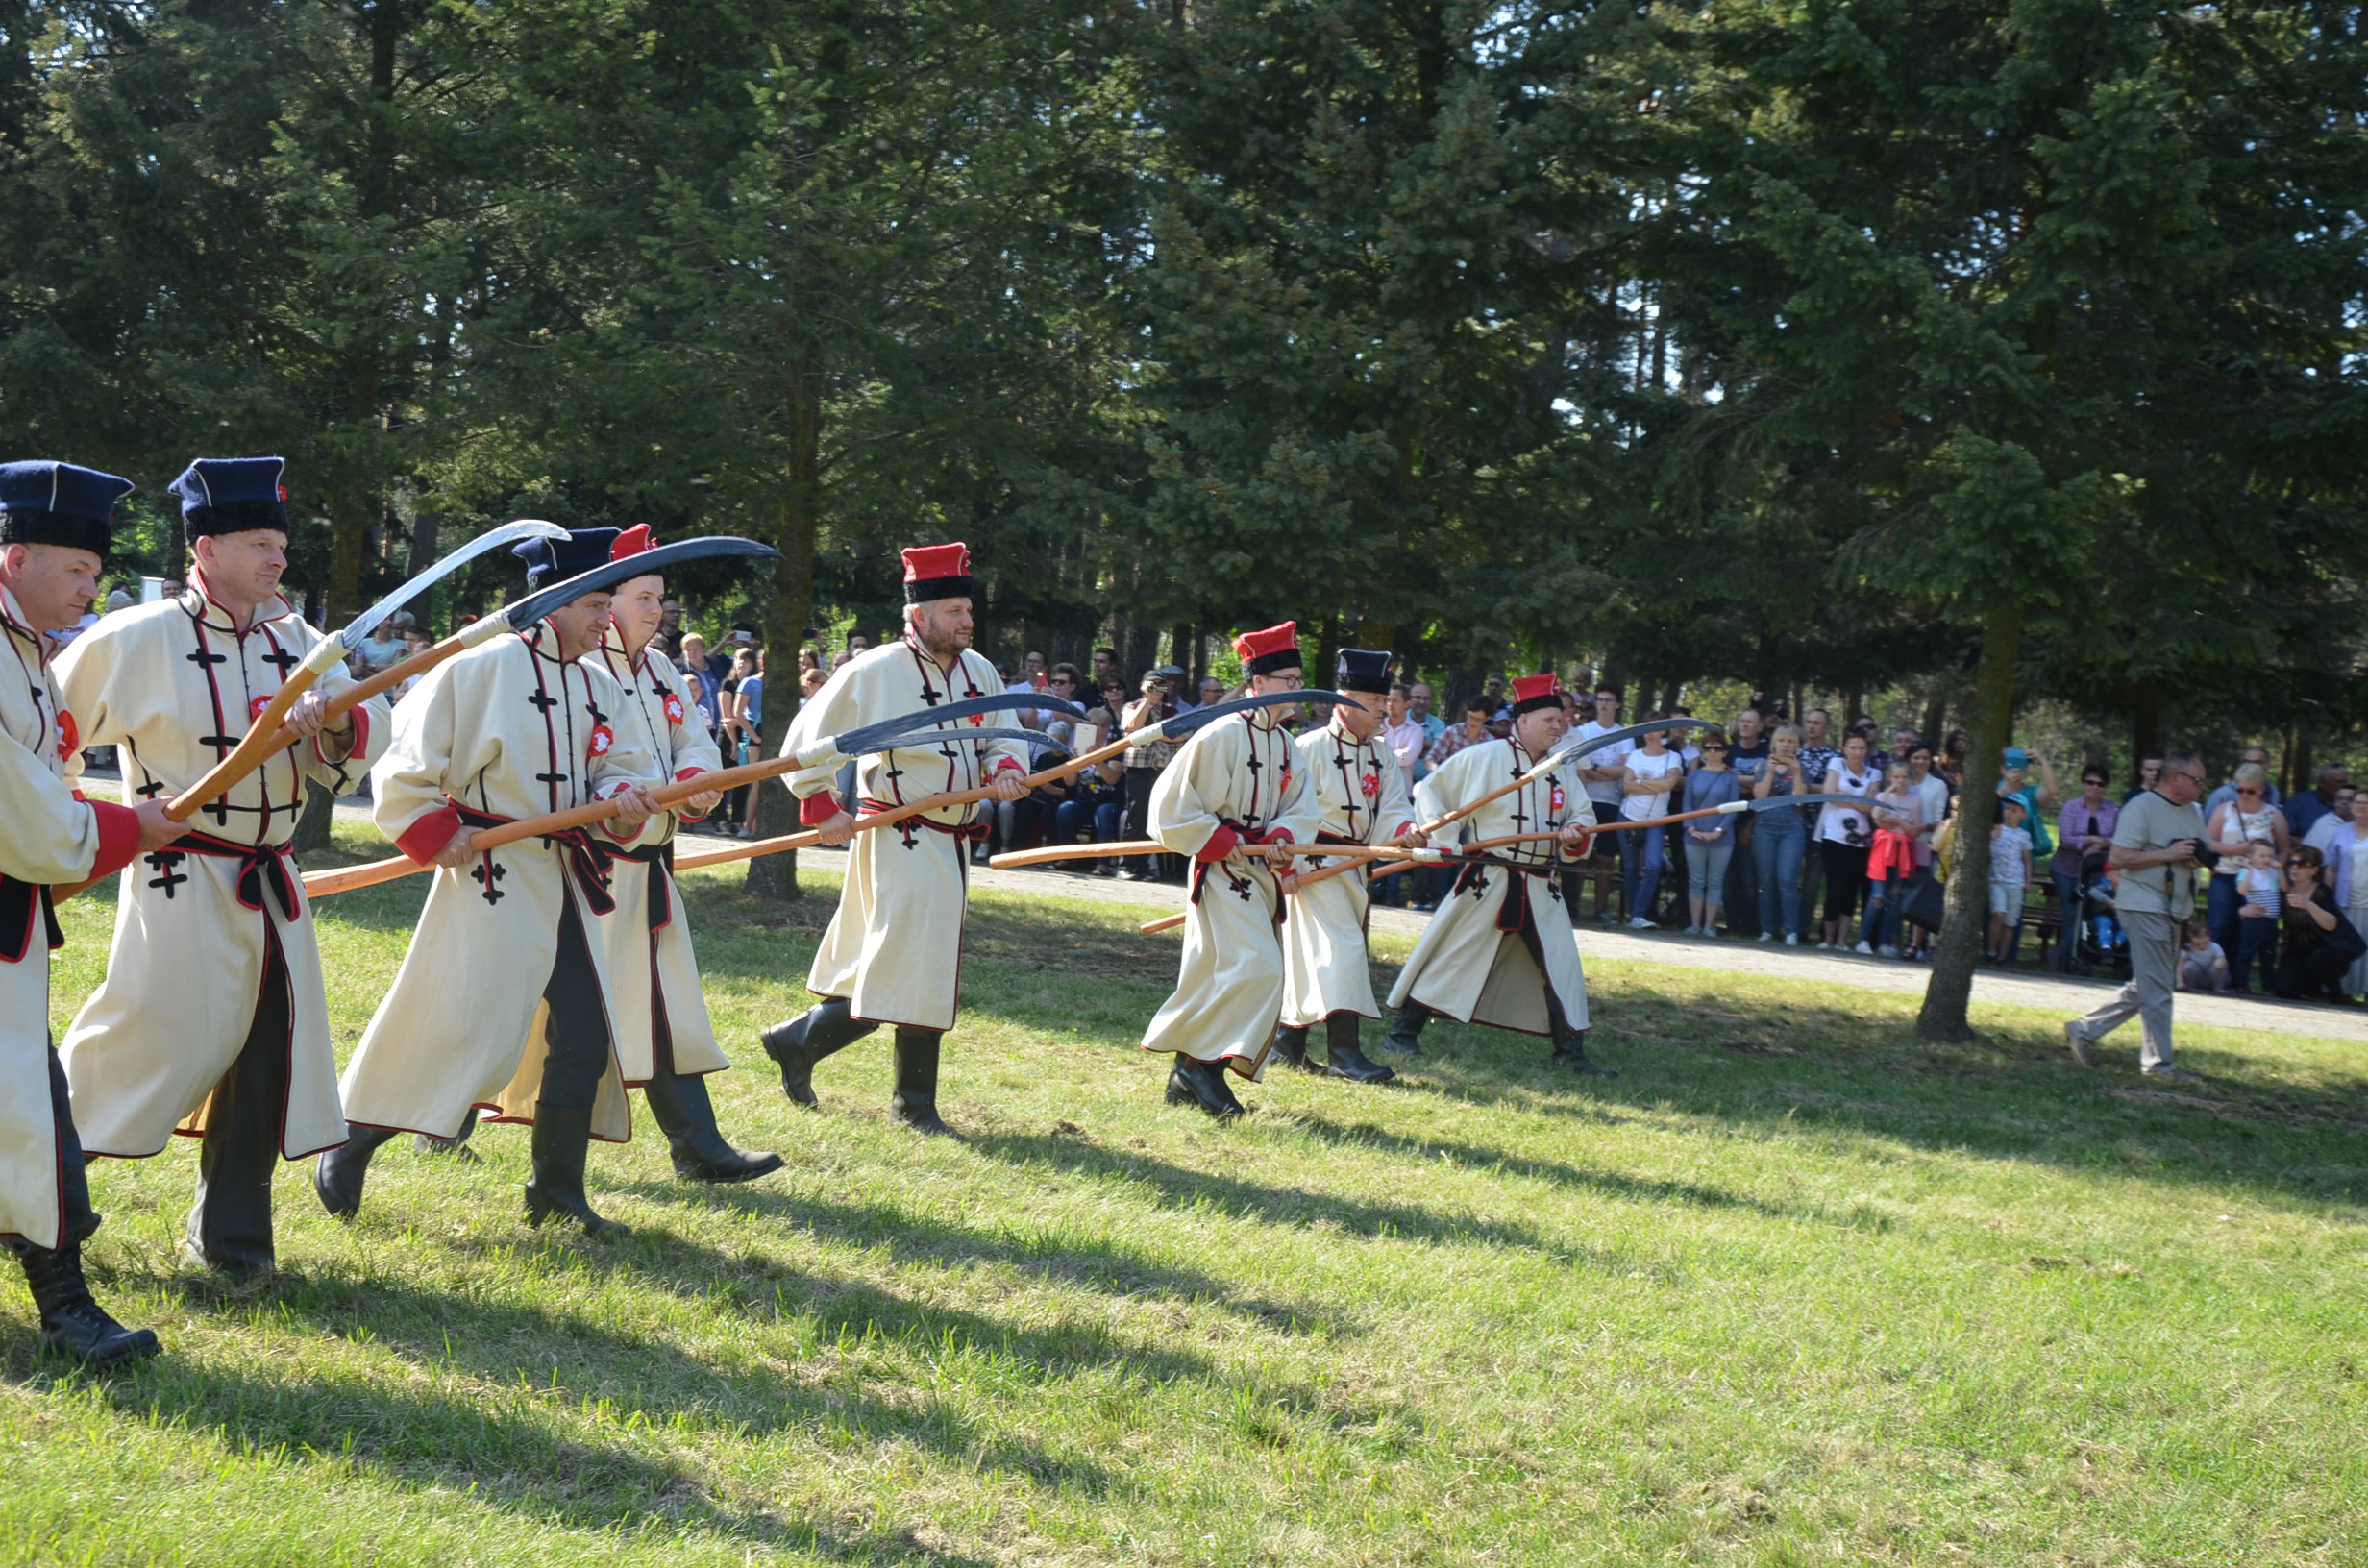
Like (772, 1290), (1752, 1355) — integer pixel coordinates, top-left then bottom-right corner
(780, 846), (2368, 1045)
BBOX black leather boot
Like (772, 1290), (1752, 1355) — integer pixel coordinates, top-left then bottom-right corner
(313, 1124), (398, 1221)
(759, 996), (876, 1107)
(643, 1070), (785, 1181)
(1163, 1055), (1245, 1118)
(889, 1028), (958, 1138)
(523, 1104), (629, 1237)
(413, 1115), (481, 1162)
(18, 1239), (160, 1367)
(1379, 1004), (1429, 1056)
(1322, 1014), (1396, 1084)
(1551, 1028), (1618, 1078)
(1269, 1024), (1313, 1071)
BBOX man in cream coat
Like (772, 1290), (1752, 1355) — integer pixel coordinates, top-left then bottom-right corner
(0, 459), (171, 1363)
(319, 529), (659, 1237)
(55, 457), (389, 1282)
(1142, 621), (1320, 1118)
(761, 541), (1030, 1137)
(1270, 649), (1417, 1084)
(586, 526), (779, 1183)
(1383, 674), (1616, 1078)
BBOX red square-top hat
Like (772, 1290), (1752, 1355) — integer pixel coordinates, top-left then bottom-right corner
(1232, 621), (1301, 676)
(610, 523), (655, 560)
(902, 542), (974, 603)
(1509, 673), (1564, 716)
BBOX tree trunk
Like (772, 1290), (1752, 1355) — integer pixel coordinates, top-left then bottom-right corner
(2132, 678), (2160, 768)
(1921, 697), (1946, 750)
(290, 776), (336, 855)
(1917, 593), (2024, 1041)
(746, 367), (822, 902)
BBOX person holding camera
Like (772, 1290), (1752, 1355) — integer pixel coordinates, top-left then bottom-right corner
(2064, 749), (2209, 1082)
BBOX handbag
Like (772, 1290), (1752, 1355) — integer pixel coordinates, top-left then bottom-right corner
(1902, 871), (1948, 933)
(2322, 907), (2367, 962)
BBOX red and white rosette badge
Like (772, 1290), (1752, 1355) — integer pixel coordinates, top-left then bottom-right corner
(587, 723), (615, 760)
(662, 692), (685, 725)
(54, 708), (78, 761)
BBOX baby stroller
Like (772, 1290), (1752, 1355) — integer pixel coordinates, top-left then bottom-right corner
(2059, 870), (2129, 978)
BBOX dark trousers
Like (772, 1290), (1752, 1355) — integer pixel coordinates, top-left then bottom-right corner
(1123, 767), (1169, 878)
(2272, 941), (2349, 1000)
(185, 933), (295, 1273)
(7, 1045), (98, 1259)
(2236, 916), (2281, 994)
(1820, 839), (1869, 926)
(539, 899), (614, 1111)
(1512, 880), (1584, 1038)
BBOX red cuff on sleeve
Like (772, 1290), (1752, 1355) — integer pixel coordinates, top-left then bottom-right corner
(993, 756), (1025, 776)
(396, 804), (464, 865)
(86, 801), (142, 879)
(1196, 824), (1241, 863)
(1393, 821), (1414, 838)
(315, 706), (370, 768)
(673, 767), (711, 821)
(1256, 826), (1295, 845)
(801, 791), (842, 826)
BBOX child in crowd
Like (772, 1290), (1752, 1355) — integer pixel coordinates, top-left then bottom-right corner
(1987, 795), (2034, 963)
(2177, 920), (2232, 992)
(1857, 760), (1921, 956)
(2233, 839), (2283, 993)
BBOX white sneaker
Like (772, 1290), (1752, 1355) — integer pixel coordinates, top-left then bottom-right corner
(1816, 941), (1831, 950)
(1854, 941), (1875, 955)
(1757, 933), (1773, 943)
(1784, 934), (1799, 947)
(1702, 926), (1718, 939)
(1628, 917), (1655, 931)
(1880, 944), (1901, 957)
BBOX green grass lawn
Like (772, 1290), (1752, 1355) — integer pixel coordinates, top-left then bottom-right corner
(9, 821), (2368, 1565)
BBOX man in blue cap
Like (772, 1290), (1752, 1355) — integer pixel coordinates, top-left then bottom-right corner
(324, 527), (660, 1237)
(0, 459), (176, 1362)
(54, 456), (392, 1284)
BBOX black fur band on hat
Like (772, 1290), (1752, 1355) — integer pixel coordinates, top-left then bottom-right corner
(0, 510), (111, 556)
(184, 499), (290, 540)
(1510, 692), (1564, 717)
(904, 574), (974, 603)
(1246, 648), (1302, 676)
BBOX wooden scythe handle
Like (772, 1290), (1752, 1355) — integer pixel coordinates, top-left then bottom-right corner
(298, 756), (786, 900)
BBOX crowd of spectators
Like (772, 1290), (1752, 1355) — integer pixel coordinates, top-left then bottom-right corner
(332, 599), (2368, 1010)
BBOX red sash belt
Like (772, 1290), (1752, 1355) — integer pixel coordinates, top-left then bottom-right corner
(157, 831), (303, 921)
(858, 796), (988, 844)
(454, 803), (618, 917)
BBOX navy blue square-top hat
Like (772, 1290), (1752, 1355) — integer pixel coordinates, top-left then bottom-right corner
(1335, 648), (1394, 695)
(0, 460), (134, 557)
(515, 527), (621, 591)
(170, 456), (290, 540)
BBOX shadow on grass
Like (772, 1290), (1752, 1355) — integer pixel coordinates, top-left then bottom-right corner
(1276, 1110), (1813, 1221)
(626, 1177), (1326, 1338)
(1412, 982), (2368, 1207)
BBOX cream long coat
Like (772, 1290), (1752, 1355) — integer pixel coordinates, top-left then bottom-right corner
(338, 625), (661, 1142)
(52, 584), (389, 1162)
(1142, 711), (1320, 1076)
(1386, 736), (1593, 1036)
(1280, 715), (1416, 1026)
(585, 639), (728, 1081)
(0, 588), (141, 1249)
(781, 635), (1026, 1032)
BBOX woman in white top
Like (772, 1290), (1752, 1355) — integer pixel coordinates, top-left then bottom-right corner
(1813, 731), (1881, 948)
(1617, 721), (1687, 931)
(2204, 761), (2290, 960)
